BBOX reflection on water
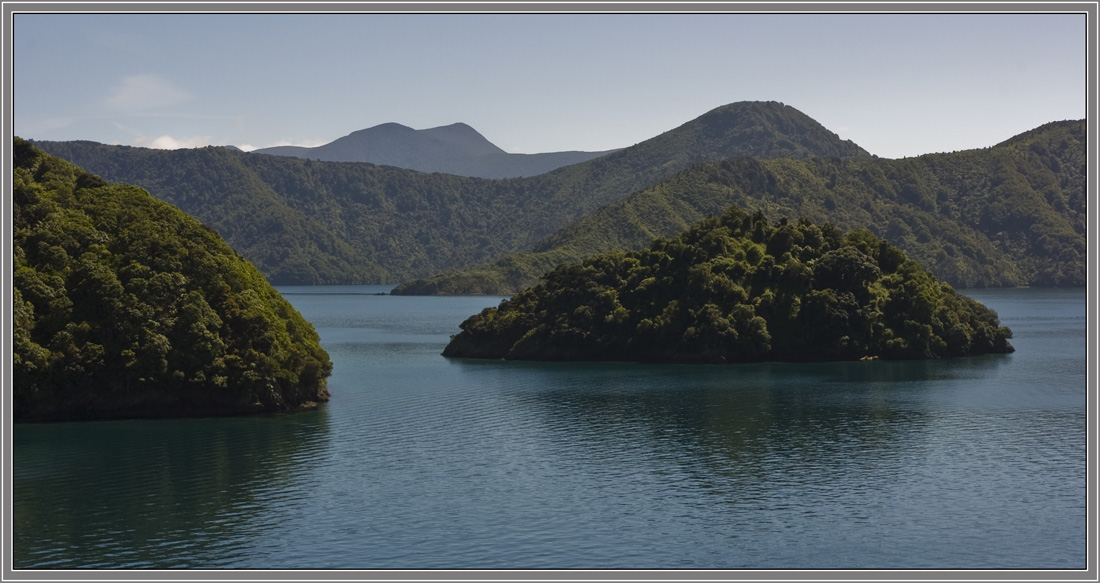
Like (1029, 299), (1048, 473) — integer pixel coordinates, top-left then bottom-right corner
(457, 354), (1011, 465)
(443, 340), (1080, 569)
(12, 287), (1086, 569)
(14, 410), (331, 568)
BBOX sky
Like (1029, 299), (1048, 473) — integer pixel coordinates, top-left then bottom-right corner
(11, 10), (1090, 159)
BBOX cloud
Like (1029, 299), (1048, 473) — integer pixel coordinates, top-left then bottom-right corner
(269, 138), (329, 148)
(231, 138), (328, 151)
(105, 74), (193, 112)
(132, 134), (214, 149)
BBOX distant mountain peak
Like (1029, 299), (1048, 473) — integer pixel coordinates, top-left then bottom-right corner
(359, 122), (413, 133)
(437, 121), (475, 131)
(251, 121), (611, 178)
(708, 99), (787, 112)
(684, 100), (870, 158)
(417, 122), (506, 156)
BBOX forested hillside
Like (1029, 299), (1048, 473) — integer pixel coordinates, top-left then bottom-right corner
(397, 120), (1085, 294)
(443, 206), (1014, 363)
(34, 101), (869, 285)
(13, 138), (332, 421)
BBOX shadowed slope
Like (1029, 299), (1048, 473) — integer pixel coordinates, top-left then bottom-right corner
(396, 119), (1084, 294)
(35, 101), (871, 285)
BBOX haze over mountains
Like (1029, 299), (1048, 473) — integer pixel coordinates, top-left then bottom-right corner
(251, 121), (619, 179)
(29, 101), (1084, 295)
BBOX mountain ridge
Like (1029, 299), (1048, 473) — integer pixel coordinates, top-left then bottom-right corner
(33, 101), (875, 286)
(251, 121), (615, 179)
(392, 118), (1085, 294)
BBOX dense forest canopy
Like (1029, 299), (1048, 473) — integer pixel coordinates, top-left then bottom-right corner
(398, 120), (1085, 294)
(33, 101), (871, 286)
(13, 138), (332, 421)
(443, 206), (1014, 363)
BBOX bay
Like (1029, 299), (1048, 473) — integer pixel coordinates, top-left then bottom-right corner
(12, 286), (1087, 570)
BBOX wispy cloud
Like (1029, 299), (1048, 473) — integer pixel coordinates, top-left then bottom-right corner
(15, 116), (76, 137)
(105, 74), (192, 112)
(237, 138), (329, 152)
(272, 138), (329, 148)
(132, 134), (214, 150)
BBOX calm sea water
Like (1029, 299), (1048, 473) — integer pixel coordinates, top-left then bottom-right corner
(12, 287), (1088, 570)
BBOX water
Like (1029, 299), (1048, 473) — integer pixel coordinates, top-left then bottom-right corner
(12, 287), (1088, 569)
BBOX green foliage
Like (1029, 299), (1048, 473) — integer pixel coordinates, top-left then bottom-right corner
(12, 138), (332, 421)
(442, 207), (1014, 363)
(403, 120), (1085, 294)
(33, 109), (1083, 296)
(34, 101), (869, 286)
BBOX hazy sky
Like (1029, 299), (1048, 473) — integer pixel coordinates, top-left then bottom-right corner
(12, 11), (1088, 159)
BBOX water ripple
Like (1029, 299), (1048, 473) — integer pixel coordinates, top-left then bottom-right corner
(13, 288), (1087, 569)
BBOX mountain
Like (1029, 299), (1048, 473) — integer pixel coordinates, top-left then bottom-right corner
(34, 101), (871, 286)
(442, 206), (1014, 363)
(251, 121), (619, 179)
(12, 138), (332, 421)
(393, 119), (1085, 294)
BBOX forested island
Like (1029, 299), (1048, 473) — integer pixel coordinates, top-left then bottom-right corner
(13, 138), (333, 421)
(443, 207), (1014, 363)
(17, 101), (1066, 410)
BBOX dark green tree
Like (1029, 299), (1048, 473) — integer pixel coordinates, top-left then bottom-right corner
(12, 138), (332, 421)
(443, 206), (1013, 363)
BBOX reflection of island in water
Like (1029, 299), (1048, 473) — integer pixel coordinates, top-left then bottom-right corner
(13, 409), (331, 568)
(453, 354), (1037, 568)
(458, 354), (1010, 495)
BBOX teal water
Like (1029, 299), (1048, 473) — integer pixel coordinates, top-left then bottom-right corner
(12, 287), (1088, 569)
